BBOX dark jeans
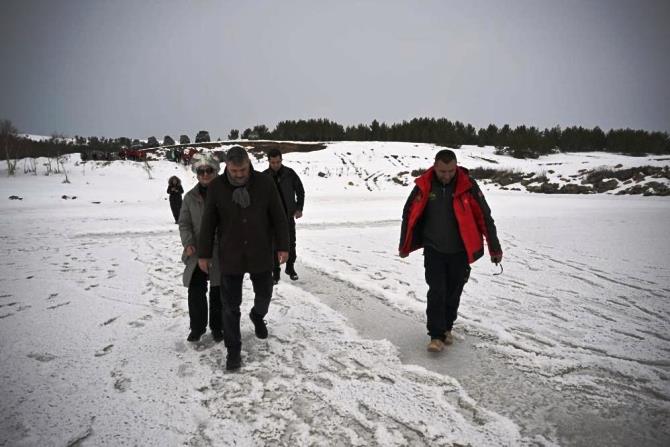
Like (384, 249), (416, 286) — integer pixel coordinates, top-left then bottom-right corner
(188, 266), (221, 333)
(274, 217), (297, 273)
(424, 247), (469, 339)
(220, 271), (273, 350)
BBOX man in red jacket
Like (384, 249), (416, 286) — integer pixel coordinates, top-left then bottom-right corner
(399, 149), (503, 353)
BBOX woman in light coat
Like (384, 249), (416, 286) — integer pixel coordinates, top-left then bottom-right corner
(178, 153), (223, 342)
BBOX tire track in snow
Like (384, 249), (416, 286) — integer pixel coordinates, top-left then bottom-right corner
(189, 282), (529, 447)
(292, 263), (670, 447)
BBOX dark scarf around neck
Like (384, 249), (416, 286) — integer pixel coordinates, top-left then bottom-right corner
(226, 170), (251, 208)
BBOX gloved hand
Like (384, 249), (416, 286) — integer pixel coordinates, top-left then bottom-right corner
(491, 254), (503, 264)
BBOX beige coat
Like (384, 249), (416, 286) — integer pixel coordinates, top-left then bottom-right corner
(178, 184), (220, 287)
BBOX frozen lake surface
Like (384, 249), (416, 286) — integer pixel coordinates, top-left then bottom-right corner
(1, 142), (668, 446)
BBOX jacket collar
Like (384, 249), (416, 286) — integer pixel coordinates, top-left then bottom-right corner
(415, 165), (472, 196)
(269, 165), (285, 178)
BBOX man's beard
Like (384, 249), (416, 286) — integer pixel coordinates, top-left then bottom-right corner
(227, 171), (249, 186)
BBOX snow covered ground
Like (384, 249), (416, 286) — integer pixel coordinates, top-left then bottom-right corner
(1, 142), (668, 446)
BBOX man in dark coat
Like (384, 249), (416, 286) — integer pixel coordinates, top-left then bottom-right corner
(263, 148), (305, 283)
(399, 149), (503, 353)
(198, 146), (289, 371)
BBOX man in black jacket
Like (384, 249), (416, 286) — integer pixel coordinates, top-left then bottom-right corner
(198, 146), (289, 371)
(263, 148), (305, 283)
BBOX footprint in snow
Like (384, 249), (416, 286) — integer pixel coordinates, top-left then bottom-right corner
(46, 301), (70, 310)
(177, 363), (195, 378)
(368, 272), (386, 280)
(111, 370), (131, 392)
(100, 316), (118, 326)
(27, 352), (57, 362)
(94, 344), (114, 357)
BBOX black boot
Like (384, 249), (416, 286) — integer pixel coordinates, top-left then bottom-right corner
(285, 266), (299, 281)
(272, 269), (280, 285)
(212, 329), (224, 342)
(187, 330), (205, 342)
(249, 310), (268, 339)
(226, 347), (241, 371)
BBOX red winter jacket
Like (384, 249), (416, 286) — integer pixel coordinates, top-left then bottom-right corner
(399, 166), (502, 264)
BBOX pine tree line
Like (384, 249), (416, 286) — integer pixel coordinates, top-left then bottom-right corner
(2, 117), (669, 161)
(237, 118), (669, 157)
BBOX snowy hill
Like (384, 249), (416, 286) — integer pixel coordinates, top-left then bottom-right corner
(4, 141), (670, 200)
(285, 142), (669, 195)
(1, 142), (669, 446)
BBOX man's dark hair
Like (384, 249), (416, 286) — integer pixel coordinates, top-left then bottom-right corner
(435, 149), (457, 164)
(226, 146), (249, 165)
(267, 148), (282, 159)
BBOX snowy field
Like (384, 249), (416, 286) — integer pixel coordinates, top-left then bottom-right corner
(1, 142), (669, 446)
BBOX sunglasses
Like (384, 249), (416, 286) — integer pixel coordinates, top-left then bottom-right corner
(196, 166), (215, 175)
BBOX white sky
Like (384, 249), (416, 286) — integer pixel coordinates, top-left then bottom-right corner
(1, 0), (669, 139)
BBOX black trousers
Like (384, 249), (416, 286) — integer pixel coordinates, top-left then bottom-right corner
(424, 247), (469, 339)
(220, 271), (273, 350)
(274, 216), (297, 273)
(188, 266), (221, 333)
(169, 195), (182, 223)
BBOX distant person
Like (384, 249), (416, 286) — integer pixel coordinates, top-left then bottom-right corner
(167, 176), (184, 224)
(178, 154), (223, 343)
(399, 149), (503, 353)
(198, 146), (289, 371)
(263, 148), (305, 283)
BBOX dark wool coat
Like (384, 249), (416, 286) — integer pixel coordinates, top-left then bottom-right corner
(167, 183), (184, 200)
(198, 167), (290, 275)
(263, 165), (305, 216)
(399, 166), (502, 264)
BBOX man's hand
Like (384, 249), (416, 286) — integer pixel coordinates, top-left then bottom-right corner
(185, 245), (196, 257)
(491, 254), (503, 264)
(294, 210), (303, 219)
(198, 258), (210, 273)
(277, 251), (289, 264)
(398, 250), (408, 258)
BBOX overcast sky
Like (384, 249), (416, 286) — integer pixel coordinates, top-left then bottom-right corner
(1, 0), (669, 139)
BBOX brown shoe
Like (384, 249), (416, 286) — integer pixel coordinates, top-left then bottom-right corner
(427, 339), (445, 352)
(444, 331), (454, 345)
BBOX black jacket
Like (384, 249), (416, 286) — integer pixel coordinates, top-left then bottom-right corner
(167, 183), (183, 197)
(263, 165), (305, 216)
(198, 168), (289, 274)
